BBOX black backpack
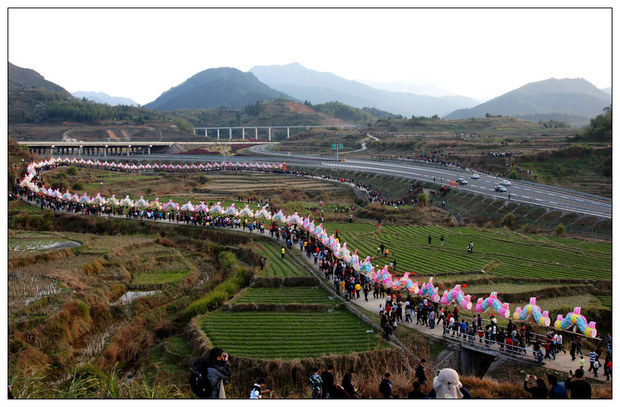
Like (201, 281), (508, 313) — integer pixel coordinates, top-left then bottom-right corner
(190, 358), (213, 398)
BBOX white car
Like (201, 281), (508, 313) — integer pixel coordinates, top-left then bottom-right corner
(495, 185), (507, 192)
(457, 178), (468, 185)
(471, 173), (480, 179)
(500, 179), (511, 186)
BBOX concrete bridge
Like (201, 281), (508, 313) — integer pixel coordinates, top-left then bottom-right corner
(17, 140), (275, 157)
(193, 124), (360, 141)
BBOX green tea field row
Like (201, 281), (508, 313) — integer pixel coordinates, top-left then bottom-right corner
(326, 223), (611, 281)
(199, 310), (388, 359)
(252, 242), (312, 278)
(233, 286), (338, 305)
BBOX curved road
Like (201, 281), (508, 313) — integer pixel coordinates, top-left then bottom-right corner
(56, 144), (612, 220)
(246, 143), (611, 219)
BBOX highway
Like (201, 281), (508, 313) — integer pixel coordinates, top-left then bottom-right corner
(246, 143), (612, 219)
(52, 145), (612, 219)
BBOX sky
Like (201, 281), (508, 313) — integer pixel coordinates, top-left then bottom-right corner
(6, 4), (614, 105)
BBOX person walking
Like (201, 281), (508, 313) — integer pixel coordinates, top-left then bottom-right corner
(604, 355), (612, 381)
(379, 373), (393, 398)
(281, 247), (285, 259)
(428, 235), (432, 246)
(576, 337), (583, 357)
(320, 365), (335, 399)
(415, 359), (428, 386)
(592, 357), (600, 377)
(440, 235), (445, 247)
(587, 350), (598, 373)
(308, 367), (323, 399)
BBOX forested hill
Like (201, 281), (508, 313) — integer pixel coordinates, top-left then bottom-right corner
(8, 63), (173, 125)
(144, 67), (292, 111)
(9, 62), (71, 96)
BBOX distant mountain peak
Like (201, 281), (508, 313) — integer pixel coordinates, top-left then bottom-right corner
(444, 77), (610, 127)
(144, 67), (291, 111)
(72, 91), (138, 106)
(250, 63), (478, 117)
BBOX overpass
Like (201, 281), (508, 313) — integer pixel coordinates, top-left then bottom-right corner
(193, 124), (361, 141)
(17, 140), (276, 157)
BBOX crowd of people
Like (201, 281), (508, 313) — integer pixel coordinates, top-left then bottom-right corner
(14, 159), (611, 400)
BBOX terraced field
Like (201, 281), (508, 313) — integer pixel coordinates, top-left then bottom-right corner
(233, 286), (338, 305)
(198, 238), (389, 360)
(328, 222), (611, 282)
(198, 310), (388, 359)
(127, 246), (197, 286)
(252, 242), (312, 278)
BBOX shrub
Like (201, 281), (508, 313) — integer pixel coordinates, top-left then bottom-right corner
(417, 192), (428, 207)
(72, 181), (84, 190)
(66, 166), (78, 176)
(500, 213), (517, 227)
(76, 300), (90, 318)
(555, 223), (566, 235)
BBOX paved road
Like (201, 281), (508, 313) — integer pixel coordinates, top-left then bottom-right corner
(53, 149), (612, 219)
(246, 143), (611, 219)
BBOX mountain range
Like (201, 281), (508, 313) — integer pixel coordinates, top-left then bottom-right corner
(445, 78), (610, 127)
(72, 91), (138, 106)
(8, 61), (611, 128)
(250, 62), (478, 117)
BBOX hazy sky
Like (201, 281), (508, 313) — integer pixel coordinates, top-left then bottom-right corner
(7, 5), (613, 105)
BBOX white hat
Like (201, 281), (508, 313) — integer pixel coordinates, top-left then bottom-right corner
(433, 368), (464, 399)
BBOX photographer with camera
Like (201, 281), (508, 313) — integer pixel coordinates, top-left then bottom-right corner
(523, 374), (548, 398)
(565, 368), (592, 399)
(190, 347), (232, 399)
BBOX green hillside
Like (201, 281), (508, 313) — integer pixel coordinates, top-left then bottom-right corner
(445, 78), (610, 127)
(144, 67), (291, 111)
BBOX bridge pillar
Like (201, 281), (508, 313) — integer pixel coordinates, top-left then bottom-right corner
(242, 128), (245, 140)
(217, 129), (220, 140)
(268, 128), (271, 142)
(229, 128), (232, 140)
(287, 127), (290, 139)
(255, 128), (258, 139)
(148, 146), (151, 155)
